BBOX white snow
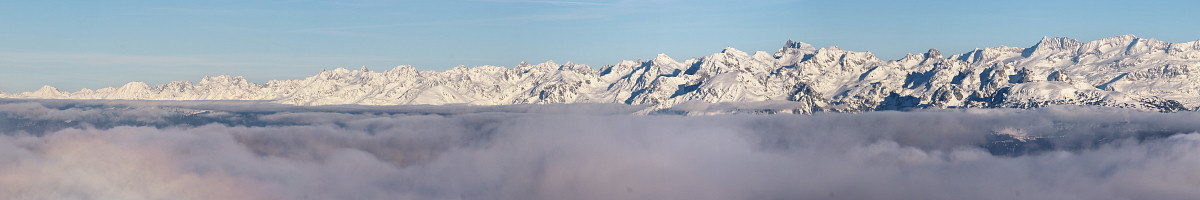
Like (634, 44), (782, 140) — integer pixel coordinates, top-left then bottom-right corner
(5, 35), (1200, 113)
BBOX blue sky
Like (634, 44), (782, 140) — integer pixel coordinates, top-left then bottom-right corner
(1, 0), (1198, 92)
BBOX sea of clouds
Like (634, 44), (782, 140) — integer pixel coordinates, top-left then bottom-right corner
(1, 99), (1199, 200)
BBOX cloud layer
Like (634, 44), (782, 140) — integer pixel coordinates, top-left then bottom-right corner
(1, 100), (1199, 199)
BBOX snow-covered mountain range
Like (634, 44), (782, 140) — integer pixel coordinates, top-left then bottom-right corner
(5, 35), (1199, 114)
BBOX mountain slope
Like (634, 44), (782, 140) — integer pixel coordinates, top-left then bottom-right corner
(6, 35), (1199, 114)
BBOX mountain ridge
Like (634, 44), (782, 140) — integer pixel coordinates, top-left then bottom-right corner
(6, 35), (1200, 114)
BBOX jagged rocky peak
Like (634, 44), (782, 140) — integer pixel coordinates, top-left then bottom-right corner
(315, 67), (360, 78)
(156, 80), (195, 92)
(1074, 35), (1149, 56)
(951, 46), (1024, 64)
(559, 61), (591, 71)
(805, 46), (846, 63)
(954, 48), (984, 63)
(776, 40), (817, 57)
(511, 60), (568, 75)
(1031, 36), (1082, 53)
(445, 65), (470, 73)
(847, 50), (877, 61)
(897, 53), (924, 64)
(784, 40), (815, 50)
(1169, 40), (1200, 52)
(535, 60), (564, 72)
(775, 40), (818, 67)
(925, 48), (943, 59)
(164, 80), (193, 86)
(535, 60), (560, 68)
(1168, 40), (1200, 59)
(514, 61), (537, 71)
(1124, 37), (1171, 55)
(200, 75), (249, 85)
(1100, 34), (1139, 44)
(386, 65), (419, 76)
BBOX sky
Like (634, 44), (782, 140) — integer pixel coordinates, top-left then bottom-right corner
(1, 0), (1198, 93)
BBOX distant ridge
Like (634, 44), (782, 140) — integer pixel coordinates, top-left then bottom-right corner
(6, 35), (1200, 114)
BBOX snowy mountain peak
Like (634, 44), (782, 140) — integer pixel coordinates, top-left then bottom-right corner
(898, 53), (923, 63)
(1168, 40), (1200, 59)
(1030, 36), (1082, 54)
(1109, 34), (1139, 42)
(37, 85), (58, 91)
(200, 75), (248, 85)
(530, 60), (559, 71)
(6, 36), (1199, 114)
(26, 85), (66, 98)
(108, 82), (153, 99)
(387, 65), (419, 77)
(784, 40), (815, 50)
(447, 65), (469, 72)
(925, 48), (943, 59)
(653, 53), (676, 63)
(119, 81), (150, 89)
(561, 61), (593, 71)
(1125, 37), (1170, 55)
(954, 48), (984, 63)
(537, 60), (559, 68)
(775, 40), (816, 64)
(722, 46), (747, 56)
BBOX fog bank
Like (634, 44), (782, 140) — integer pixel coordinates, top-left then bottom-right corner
(1, 100), (1198, 199)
